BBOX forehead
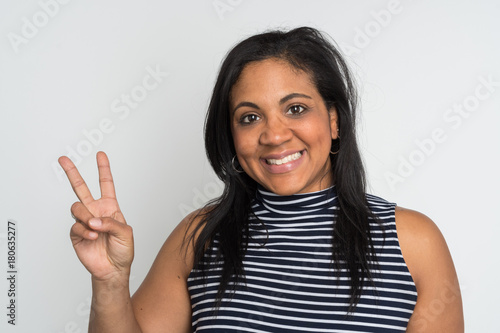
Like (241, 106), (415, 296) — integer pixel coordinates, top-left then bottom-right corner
(230, 58), (318, 104)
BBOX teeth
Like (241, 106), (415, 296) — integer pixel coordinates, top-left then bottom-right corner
(266, 151), (302, 165)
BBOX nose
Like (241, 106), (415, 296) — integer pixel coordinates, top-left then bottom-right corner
(259, 115), (293, 146)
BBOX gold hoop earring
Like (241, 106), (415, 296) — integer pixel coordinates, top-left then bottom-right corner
(330, 135), (340, 155)
(232, 155), (244, 173)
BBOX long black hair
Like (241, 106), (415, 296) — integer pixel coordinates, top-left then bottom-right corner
(187, 26), (380, 312)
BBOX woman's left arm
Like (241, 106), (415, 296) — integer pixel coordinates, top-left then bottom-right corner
(395, 207), (464, 333)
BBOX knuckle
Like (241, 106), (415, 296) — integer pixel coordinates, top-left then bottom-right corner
(101, 217), (120, 230)
(125, 225), (133, 235)
(70, 222), (83, 235)
(70, 201), (81, 213)
(101, 216), (113, 225)
(71, 178), (86, 188)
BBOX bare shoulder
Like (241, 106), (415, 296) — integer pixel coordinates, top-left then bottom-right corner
(394, 207), (444, 268)
(394, 206), (439, 238)
(130, 208), (209, 333)
(394, 206), (464, 332)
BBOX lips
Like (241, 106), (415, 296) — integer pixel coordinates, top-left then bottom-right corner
(265, 151), (303, 165)
(260, 150), (305, 174)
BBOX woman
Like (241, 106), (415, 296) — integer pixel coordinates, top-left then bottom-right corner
(59, 27), (463, 332)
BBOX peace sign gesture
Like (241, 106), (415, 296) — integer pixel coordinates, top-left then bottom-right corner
(59, 151), (134, 282)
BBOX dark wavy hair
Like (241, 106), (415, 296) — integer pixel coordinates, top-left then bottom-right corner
(187, 26), (380, 312)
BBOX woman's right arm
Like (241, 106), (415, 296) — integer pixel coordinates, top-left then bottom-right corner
(60, 152), (194, 332)
(69, 202), (142, 333)
(85, 211), (195, 333)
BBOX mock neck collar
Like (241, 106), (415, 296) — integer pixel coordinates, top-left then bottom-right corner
(255, 185), (338, 214)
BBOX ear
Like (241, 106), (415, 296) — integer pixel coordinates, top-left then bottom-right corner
(328, 107), (339, 140)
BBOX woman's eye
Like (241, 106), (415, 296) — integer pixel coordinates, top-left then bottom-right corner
(240, 114), (260, 124)
(287, 105), (306, 115)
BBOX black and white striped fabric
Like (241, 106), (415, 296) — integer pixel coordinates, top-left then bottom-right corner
(188, 186), (417, 332)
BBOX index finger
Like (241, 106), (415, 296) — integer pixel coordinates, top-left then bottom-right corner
(96, 151), (117, 199)
(58, 156), (95, 205)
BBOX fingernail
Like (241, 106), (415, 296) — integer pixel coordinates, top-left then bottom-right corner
(89, 218), (102, 227)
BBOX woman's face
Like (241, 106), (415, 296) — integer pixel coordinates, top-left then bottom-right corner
(230, 58), (338, 195)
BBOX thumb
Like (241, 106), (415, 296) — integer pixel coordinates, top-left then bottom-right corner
(89, 217), (133, 241)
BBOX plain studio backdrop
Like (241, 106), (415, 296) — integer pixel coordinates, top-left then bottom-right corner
(1, 0), (498, 332)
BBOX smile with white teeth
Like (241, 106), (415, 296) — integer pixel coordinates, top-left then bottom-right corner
(265, 151), (303, 165)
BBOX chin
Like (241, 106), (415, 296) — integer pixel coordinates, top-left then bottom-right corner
(269, 188), (298, 196)
(260, 181), (307, 196)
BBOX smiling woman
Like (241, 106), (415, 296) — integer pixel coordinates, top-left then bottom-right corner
(230, 59), (337, 195)
(59, 27), (463, 333)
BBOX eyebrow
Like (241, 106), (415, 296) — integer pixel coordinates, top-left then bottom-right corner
(232, 93), (313, 114)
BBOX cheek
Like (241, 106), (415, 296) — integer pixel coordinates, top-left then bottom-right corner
(232, 129), (255, 157)
(302, 119), (332, 147)
(314, 133), (333, 153)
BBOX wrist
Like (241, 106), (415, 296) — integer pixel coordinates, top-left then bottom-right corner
(92, 266), (130, 283)
(92, 271), (130, 289)
(91, 274), (131, 311)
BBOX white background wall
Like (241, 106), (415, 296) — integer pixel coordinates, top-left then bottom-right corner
(1, 0), (498, 331)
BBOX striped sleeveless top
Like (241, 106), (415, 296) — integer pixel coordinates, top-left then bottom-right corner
(187, 186), (417, 332)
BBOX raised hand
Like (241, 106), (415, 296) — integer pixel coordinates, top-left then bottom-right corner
(59, 151), (134, 282)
